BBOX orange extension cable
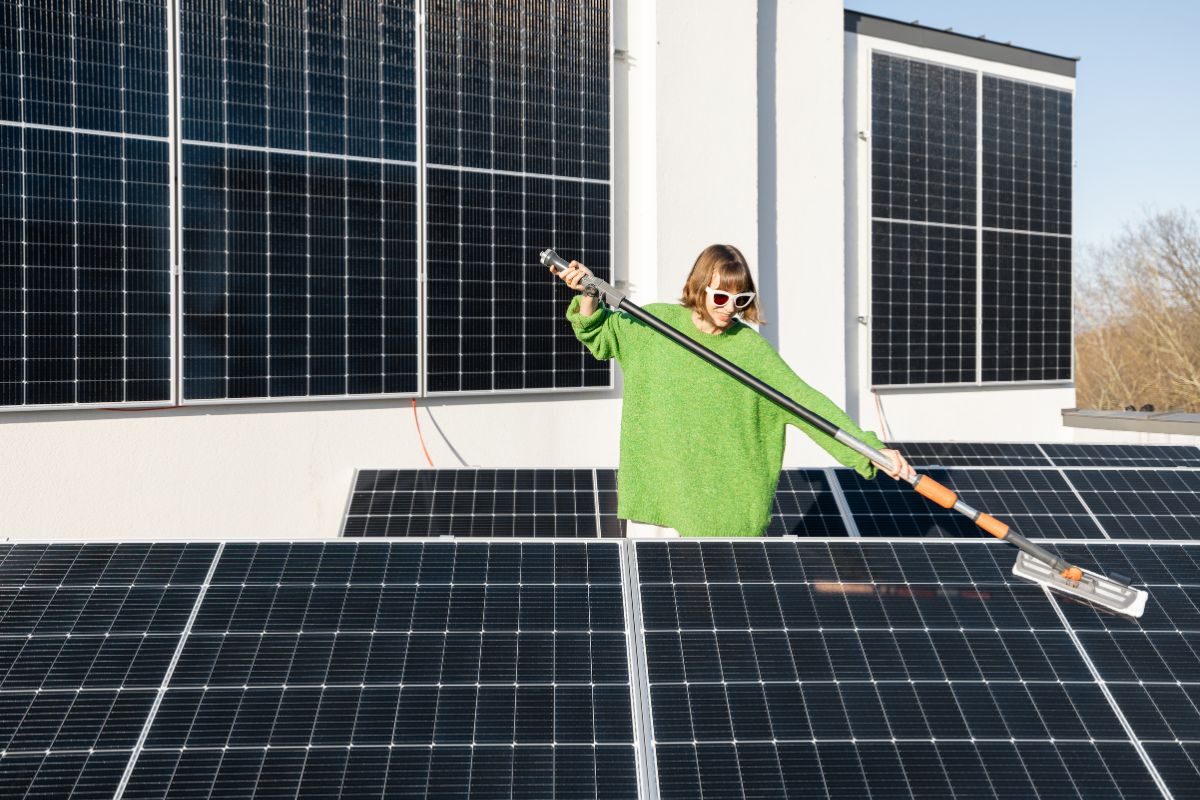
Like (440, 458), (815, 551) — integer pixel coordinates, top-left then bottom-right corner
(411, 398), (434, 467)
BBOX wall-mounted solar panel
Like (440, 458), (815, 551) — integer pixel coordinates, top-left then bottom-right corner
(869, 53), (977, 387)
(981, 76), (1073, 383)
(179, 0), (420, 401)
(1, 0), (173, 410)
(424, 0), (611, 393)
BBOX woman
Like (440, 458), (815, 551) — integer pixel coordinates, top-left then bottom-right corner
(553, 243), (914, 537)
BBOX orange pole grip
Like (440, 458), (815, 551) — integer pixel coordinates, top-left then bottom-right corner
(914, 475), (958, 509)
(975, 513), (1010, 540)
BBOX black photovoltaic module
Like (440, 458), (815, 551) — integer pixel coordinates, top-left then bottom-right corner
(0, 543), (218, 798)
(178, 0), (421, 401)
(342, 468), (850, 539)
(634, 539), (1198, 799)
(2, 0), (174, 408)
(120, 541), (638, 798)
(423, 0), (612, 394)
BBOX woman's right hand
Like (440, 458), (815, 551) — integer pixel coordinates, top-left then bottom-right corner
(549, 260), (593, 292)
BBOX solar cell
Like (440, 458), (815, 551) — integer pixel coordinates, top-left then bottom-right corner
(888, 441), (1053, 468)
(121, 541), (638, 798)
(836, 468), (1105, 539)
(635, 539), (1167, 799)
(342, 469), (609, 537)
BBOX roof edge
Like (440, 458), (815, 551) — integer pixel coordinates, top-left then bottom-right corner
(1062, 409), (1200, 437)
(845, 10), (1077, 78)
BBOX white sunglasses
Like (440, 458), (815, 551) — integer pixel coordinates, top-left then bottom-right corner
(704, 286), (757, 310)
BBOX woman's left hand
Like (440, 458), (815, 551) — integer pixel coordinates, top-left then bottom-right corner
(878, 449), (916, 482)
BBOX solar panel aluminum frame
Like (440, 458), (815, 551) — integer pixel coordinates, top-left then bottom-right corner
(849, 33), (1077, 391)
(419, 0), (615, 399)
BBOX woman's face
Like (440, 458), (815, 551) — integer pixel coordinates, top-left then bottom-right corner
(703, 272), (739, 331)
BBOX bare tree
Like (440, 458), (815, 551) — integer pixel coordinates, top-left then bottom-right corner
(1075, 209), (1200, 412)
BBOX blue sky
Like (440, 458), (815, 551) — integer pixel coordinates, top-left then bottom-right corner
(846, 1), (1200, 259)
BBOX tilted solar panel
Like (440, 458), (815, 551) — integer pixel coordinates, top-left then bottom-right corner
(119, 541), (638, 798)
(836, 468), (1106, 539)
(888, 441), (1054, 468)
(1044, 443), (1200, 469)
(634, 539), (1188, 799)
(342, 468), (610, 537)
(0, 543), (218, 799)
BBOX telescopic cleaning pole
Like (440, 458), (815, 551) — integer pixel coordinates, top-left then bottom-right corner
(540, 248), (1148, 618)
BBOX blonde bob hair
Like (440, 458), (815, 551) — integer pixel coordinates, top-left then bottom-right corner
(679, 244), (765, 325)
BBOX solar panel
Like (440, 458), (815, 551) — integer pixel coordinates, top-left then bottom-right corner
(869, 52), (977, 389)
(178, 0), (420, 402)
(980, 76), (1073, 384)
(1059, 470), (1200, 541)
(1043, 542), (1200, 796)
(423, 0), (612, 394)
(1045, 443), (1200, 469)
(764, 469), (850, 537)
(981, 230), (1072, 383)
(120, 541), (638, 798)
(341, 469), (610, 537)
(870, 221), (978, 386)
(0, 543), (217, 799)
(982, 76), (1072, 236)
(1, 0), (173, 410)
(889, 442), (1053, 468)
(836, 468), (1105, 539)
(634, 539), (1166, 799)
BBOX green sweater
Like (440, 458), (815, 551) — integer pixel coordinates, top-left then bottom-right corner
(567, 295), (887, 536)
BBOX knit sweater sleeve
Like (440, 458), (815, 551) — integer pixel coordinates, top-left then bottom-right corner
(749, 337), (887, 479)
(566, 294), (634, 362)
